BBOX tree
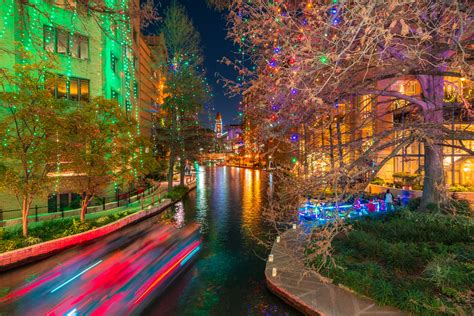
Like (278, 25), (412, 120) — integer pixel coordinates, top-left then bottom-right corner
(64, 98), (156, 222)
(0, 61), (67, 237)
(224, 0), (473, 209)
(158, 1), (210, 190)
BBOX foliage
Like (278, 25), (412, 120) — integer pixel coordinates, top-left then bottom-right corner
(312, 210), (474, 314)
(392, 172), (421, 186)
(165, 185), (189, 201)
(449, 184), (474, 192)
(223, 0), (474, 208)
(370, 177), (385, 186)
(64, 98), (156, 222)
(0, 60), (70, 237)
(0, 209), (134, 253)
(156, 2), (211, 188)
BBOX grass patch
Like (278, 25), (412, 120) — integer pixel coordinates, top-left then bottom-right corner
(311, 209), (474, 315)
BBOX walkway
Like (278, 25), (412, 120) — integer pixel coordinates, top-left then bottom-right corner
(265, 229), (404, 316)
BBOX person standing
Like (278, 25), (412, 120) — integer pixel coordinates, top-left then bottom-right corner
(384, 189), (394, 211)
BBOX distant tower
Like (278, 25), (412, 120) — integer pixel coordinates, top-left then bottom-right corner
(215, 112), (223, 138)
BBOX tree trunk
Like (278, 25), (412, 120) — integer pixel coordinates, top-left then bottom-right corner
(168, 106), (178, 191)
(21, 196), (32, 237)
(168, 153), (175, 191)
(80, 195), (91, 222)
(418, 75), (446, 210)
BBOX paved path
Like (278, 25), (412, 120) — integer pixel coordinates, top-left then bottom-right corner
(265, 230), (404, 316)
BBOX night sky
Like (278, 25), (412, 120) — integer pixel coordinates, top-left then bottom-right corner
(144, 0), (241, 126)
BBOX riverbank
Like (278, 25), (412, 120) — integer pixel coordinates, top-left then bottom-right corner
(265, 229), (403, 316)
(0, 182), (196, 271)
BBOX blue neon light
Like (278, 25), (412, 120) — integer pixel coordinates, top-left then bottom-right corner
(50, 260), (103, 293)
(180, 246), (200, 266)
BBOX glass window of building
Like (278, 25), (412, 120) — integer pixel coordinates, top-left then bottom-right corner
(69, 78), (79, 101)
(43, 26), (55, 52)
(80, 79), (89, 101)
(56, 29), (68, 55)
(56, 76), (67, 99)
(79, 36), (89, 59)
(70, 34), (80, 58)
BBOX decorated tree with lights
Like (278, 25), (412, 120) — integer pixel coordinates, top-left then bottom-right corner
(224, 0), (473, 209)
(63, 98), (156, 222)
(0, 60), (68, 237)
(157, 1), (211, 189)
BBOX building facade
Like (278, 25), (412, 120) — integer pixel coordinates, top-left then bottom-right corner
(0, 0), (165, 215)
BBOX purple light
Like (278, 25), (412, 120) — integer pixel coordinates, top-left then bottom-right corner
(291, 134), (298, 142)
(274, 47), (281, 53)
(269, 59), (278, 68)
(332, 17), (341, 25)
(291, 88), (298, 95)
(330, 7), (337, 15)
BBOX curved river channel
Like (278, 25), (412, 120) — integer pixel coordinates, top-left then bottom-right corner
(0, 167), (301, 315)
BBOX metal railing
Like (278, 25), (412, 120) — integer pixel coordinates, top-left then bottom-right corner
(0, 185), (163, 227)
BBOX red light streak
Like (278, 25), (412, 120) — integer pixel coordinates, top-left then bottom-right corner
(134, 241), (200, 305)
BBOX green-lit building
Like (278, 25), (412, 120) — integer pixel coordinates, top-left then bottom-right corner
(0, 0), (141, 215)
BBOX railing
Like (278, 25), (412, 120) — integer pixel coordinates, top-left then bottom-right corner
(0, 185), (164, 227)
(0, 175), (198, 227)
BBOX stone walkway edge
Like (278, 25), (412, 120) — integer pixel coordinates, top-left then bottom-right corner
(0, 182), (196, 271)
(265, 229), (404, 316)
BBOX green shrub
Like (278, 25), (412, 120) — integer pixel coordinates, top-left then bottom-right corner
(165, 185), (189, 201)
(408, 197), (421, 211)
(23, 236), (42, 246)
(444, 200), (472, 217)
(371, 177), (385, 186)
(313, 209), (474, 314)
(449, 184), (474, 192)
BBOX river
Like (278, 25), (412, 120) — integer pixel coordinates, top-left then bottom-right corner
(0, 167), (300, 315)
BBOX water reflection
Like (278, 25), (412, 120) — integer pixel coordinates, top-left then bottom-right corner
(242, 169), (262, 236)
(145, 167), (300, 315)
(195, 168), (208, 233)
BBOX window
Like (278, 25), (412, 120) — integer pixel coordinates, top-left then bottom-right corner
(70, 34), (88, 59)
(57, 28), (68, 55)
(78, 36), (89, 59)
(69, 78), (79, 101)
(56, 76), (67, 99)
(134, 82), (138, 99)
(50, 74), (89, 101)
(111, 53), (118, 74)
(43, 26), (55, 52)
(43, 25), (89, 60)
(80, 79), (89, 101)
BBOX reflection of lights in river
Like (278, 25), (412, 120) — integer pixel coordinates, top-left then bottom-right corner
(196, 166), (208, 232)
(242, 169), (261, 234)
(174, 202), (185, 228)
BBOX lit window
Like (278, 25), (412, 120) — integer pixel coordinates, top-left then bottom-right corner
(80, 79), (89, 101)
(50, 74), (89, 101)
(56, 76), (67, 99)
(69, 78), (79, 101)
